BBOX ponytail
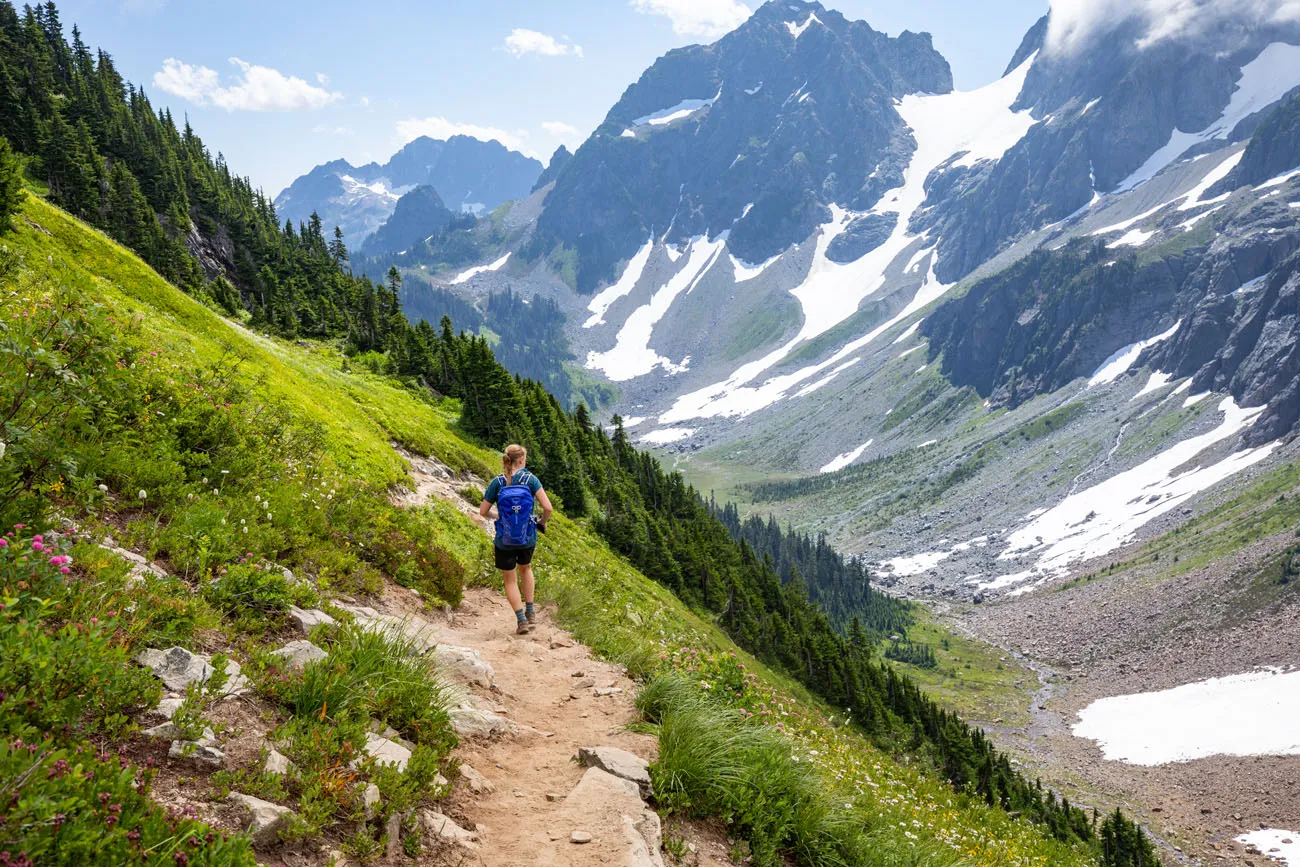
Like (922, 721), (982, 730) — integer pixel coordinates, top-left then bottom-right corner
(502, 443), (527, 479)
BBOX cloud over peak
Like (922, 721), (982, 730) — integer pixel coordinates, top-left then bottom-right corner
(504, 28), (583, 58)
(1046, 0), (1300, 54)
(153, 57), (341, 111)
(394, 116), (537, 159)
(630, 0), (752, 41)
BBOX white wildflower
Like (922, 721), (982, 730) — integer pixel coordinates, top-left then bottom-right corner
(138, 490), (147, 500)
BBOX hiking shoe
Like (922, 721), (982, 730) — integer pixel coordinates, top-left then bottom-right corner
(515, 620), (532, 635)
(526, 609), (537, 625)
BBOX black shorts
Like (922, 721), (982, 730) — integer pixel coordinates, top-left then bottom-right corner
(494, 546), (535, 571)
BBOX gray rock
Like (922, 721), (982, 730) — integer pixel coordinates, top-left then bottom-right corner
(287, 605), (336, 634)
(449, 706), (512, 738)
(358, 733), (412, 771)
(170, 740), (225, 768)
(229, 792), (293, 848)
(422, 810), (478, 848)
(362, 783), (381, 820)
(434, 644), (495, 688)
(578, 746), (653, 800)
(270, 639), (328, 670)
(593, 687), (623, 697)
(570, 830), (593, 844)
(264, 748), (293, 776)
(134, 647), (249, 695)
(145, 722), (215, 742)
(153, 697), (184, 719)
(459, 763), (495, 794)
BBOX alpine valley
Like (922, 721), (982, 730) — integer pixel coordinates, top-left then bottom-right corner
(292, 1), (1300, 861)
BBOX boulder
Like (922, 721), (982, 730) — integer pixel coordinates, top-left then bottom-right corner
(358, 733), (411, 771)
(270, 639), (328, 670)
(169, 740), (225, 768)
(287, 605), (337, 634)
(559, 768), (663, 867)
(134, 647), (249, 695)
(228, 792), (294, 847)
(434, 645), (495, 688)
(153, 697), (184, 719)
(421, 810), (478, 848)
(578, 746), (653, 800)
(449, 706), (512, 738)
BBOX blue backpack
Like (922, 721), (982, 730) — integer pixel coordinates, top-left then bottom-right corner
(495, 471), (537, 547)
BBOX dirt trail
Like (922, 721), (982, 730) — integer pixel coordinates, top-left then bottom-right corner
(389, 450), (730, 867)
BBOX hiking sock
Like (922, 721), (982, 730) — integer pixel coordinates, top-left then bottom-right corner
(524, 601), (536, 620)
(515, 608), (528, 624)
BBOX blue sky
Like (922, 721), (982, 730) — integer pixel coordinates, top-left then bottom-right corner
(55, 0), (1048, 197)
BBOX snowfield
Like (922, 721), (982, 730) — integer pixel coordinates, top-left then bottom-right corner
(983, 398), (1279, 592)
(1088, 320), (1181, 386)
(639, 427), (696, 445)
(586, 236), (725, 381)
(1073, 668), (1300, 765)
(1117, 42), (1300, 191)
(585, 240), (654, 328)
(656, 55), (1040, 424)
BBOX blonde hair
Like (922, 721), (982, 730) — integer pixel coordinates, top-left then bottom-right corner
(502, 444), (527, 478)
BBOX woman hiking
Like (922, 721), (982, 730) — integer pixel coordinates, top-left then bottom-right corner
(480, 444), (553, 634)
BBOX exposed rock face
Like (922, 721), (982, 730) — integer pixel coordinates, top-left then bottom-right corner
(1217, 89), (1300, 191)
(358, 733), (413, 771)
(825, 213), (897, 263)
(434, 644), (495, 688)
(287, 605), (336, 634)
(359, 185), (455, 257)
(449, 705), (513, 738)
(532, 0), (952, 291)
(532, 145), (573, 193)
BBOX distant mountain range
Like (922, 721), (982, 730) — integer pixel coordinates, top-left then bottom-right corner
(274, 135), (542, 246)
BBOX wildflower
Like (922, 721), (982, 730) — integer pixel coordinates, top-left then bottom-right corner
(97, 484), (108, 493)
(138, 490), (147, 500)
(0, 440), (5, 460)
(30, 541), (43, 552)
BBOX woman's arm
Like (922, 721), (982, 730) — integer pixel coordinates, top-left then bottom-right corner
(535, 489), (554, 526)
(479, 500), (496, 520)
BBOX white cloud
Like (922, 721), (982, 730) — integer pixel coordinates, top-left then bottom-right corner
(1046, 0), (1300, 54)
(504, 28), (584, 58)
(153, 57), (342, 111)
(395, 116), (537, 158)
(542, 120), (580, 137)
(629, 0), (752, 40)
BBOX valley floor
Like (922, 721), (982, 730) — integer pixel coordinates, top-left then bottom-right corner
(910, 527), (1300, 867)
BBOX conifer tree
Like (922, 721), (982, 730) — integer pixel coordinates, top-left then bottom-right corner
(0, 135), (23, 230)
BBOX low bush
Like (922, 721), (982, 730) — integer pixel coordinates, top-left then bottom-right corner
(0, 738), (254, 865)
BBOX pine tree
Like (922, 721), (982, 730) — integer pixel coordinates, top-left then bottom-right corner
(0, 135), (23, 230)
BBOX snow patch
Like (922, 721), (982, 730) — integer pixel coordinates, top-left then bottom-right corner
(639, 427), (696, 445)
(584, 239), (654, 328)
(1132, 371), (1173, 399)
(1109, 228), (1155, 248)
(621, 416), (647, 428)
(893, 320), (923, 344)
(896, 344), (924, 360)
(448, 252), (511, 285)
(632, 91), (720, 128)
(745, 82), (763, 95)
(786, 13), (821, 38)
(1235, 275), (1268, 295)
(882, 550), (951, 576)
(1183, 392), (1211, 408)
(1237, 829), (1299, 866)
(918, 439), (938, 448)
(1255, 167), (1300, 190)
(820, 440), (874, 474)
(730, 251), (781, 283)
(1089, 321), (1182, 386)
(586, 236), (725, 381)
(1117, 42), (1300, 191)
(1073, 668), (1300, 765)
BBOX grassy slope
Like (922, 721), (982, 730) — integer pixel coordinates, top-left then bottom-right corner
(7, 194), (1095, 866)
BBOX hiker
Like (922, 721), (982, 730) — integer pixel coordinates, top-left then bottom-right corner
(480, 444), (553, 634)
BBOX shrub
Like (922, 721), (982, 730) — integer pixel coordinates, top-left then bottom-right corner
(203, 562), (292, 618)
(0, 527), (160, 740)
(0, 738), (255, 865)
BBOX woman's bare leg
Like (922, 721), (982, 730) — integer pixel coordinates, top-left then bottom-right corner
(517, 563), (536, 605)
(502, 569), (523, 611)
